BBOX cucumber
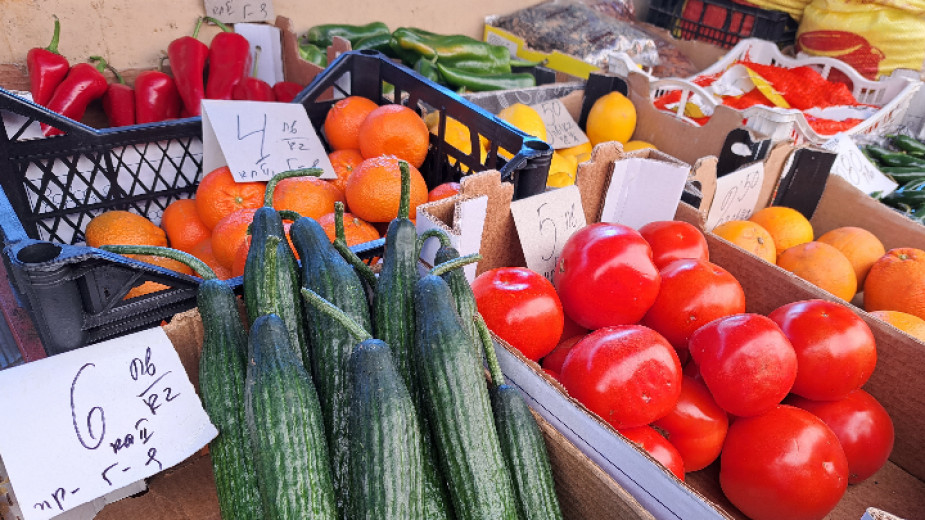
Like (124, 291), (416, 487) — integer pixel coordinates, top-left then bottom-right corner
(290, 216), (373, 517)
(420, 228), (479, 343)
(414, 273), (518, 520)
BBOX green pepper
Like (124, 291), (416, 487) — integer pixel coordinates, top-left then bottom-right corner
(390, 27), (512, 73)
(865, 145), (925, 168)
(414, 57), (444, 85)
(352, 33), (396, 57)
(888, 135), (925, 158)
(302, 21), (390, 47)
(435, 63), (535, 92)
(298, 42), (327, 67)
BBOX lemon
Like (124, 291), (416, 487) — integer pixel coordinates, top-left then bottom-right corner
(623, 140), (656, 152)
(546, 151), (579, 188)
(586, 91), (636, 146)
(498, 103), (547, 159)
(557, 140), (593, 159)
(429, 115), (485, 173)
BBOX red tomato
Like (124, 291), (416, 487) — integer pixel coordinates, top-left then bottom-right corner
(559, 325), (682, 429)
(768, 299), (877, 401)
(554, 222), (661, 329)
(641, 259), (746, 350)
(652, 375), (728, 472)
(618, 426), (685, 481)
(720, 405), (849, 520)
(787, 389), (894, 484)
(688, 313), (797, 417)
(638, 220), (709, 269)
(541, 334), (585, 373)
(543, 368), (560, 381)
(559, 311), (589, 344)
(472, 267), (564, 361)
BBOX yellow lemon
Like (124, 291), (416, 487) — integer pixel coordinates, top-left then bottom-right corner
(429, 116), (485, 173)
(623, 140), (656, 152)
(557, 140), (593, 159)
(498, 103), (547, 159)
(586, 91), (636, 146)
(546, 151), (579, 188)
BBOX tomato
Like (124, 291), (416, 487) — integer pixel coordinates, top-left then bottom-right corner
(618, 425), (685, 481)
(768, 299), (877, 401)
(720, 405), (848, 520)
(472, 267), (564, 362)
(638, 220), (709, 269)
(641, 259), (746, 350)
(543, 368), (560, 381)
(559, 311), (589, 344)
(652, 375), (728, 472)
(554, 222), (661, 329)
(688, 313), (797, 417)
(559, 325), (682, 429)
(541, 334), (585, 373)
(787, 389), (894, 484)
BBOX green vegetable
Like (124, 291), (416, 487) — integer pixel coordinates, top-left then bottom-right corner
(866, 145), (925, 168)
(100, 245), (263, 520)
(413, 273), (518, 520)
(477, 315), (563, 520)
(414, 57), (444, 85)
(303, 21), (390, 47)
(888, 134), (925, 158)
(290, 215), (373, 517)
(420, 228), (479, 343)
(352, 32), (396, 57)
(390, 27), (512, 73)
(299, 42), (328, 67)
(878, 166), (925, 184)
(881, 181), (925, 206)
(436, 63), (536, 92)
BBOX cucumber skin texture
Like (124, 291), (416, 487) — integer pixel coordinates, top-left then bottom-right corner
(347, 339), (425, 520)
(414, 274), (519, 520)
(244, 207), (310, 366)
(434, 244), (479, 343)
(491, 384), (564, 520)
(290, 216), (373, 518)
(197, 280), (265, 520)
(245, 314), (337, 520)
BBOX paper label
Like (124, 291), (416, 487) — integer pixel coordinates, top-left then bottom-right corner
(201, 99), (335, 182)
(704, 162), (765, 231)
(599, 157), (690, 230)
(203, 0), (274, 23)
(531, 98), (589, 150)
(0, 328), (217, 520)
(232, 23), (284, 85)
(821, 135), (898, 197)
(510, 185), (586, 282)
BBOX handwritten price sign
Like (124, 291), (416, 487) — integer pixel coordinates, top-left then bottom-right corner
(822, 135), (897, 196)
(511, 185), (587, 282)
(0, 328), (217, 520)
(202, 99), (335, 182)
(531, 98), (588, 150)
(705, 162), (765, 231)
(202, 0), (274, 23)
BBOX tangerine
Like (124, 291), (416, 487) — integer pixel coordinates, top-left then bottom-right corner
(816, 226), (885, 287)
(776, 241), (857, 301)
(161, 198), (211, 253)
(318, 211), (381, 246)
(357, 104), (430, 168)
(189, 238), (233, 280)
(195, 166), (266, 230)
(85, 210), (167, 248)
(345, 155), (428, 223)
(712, 220), (776, 264)
(323, 95), (379, 151)
(272, 176), (343, 220)
(328, 148), (365, 194)
(211, 208), (258, 268)
(123, 254), (195, 299)
(748, 206), (814, 257)
(230, 235), (251, 279)
(868, 310), (925, 342)
(864, 247), (925, 320)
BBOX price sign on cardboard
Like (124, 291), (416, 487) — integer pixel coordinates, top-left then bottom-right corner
(203, 0), (275, 23)
(599, 157), (690, 230)
(202, 99), (335, 182)
(531, 98), (589, 149)
(821, 135), (898, 197)
(510, 185), (586, 282)
(0, 327), (217, 520)
(704, 162), (765, 231)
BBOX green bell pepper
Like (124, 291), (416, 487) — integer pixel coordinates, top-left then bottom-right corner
(435, 63), (536, 92)
(302, 21), (390, 47)
(390, 27), (512, 73)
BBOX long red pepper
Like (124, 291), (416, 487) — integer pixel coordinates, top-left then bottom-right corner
(101, 65), (136, 127)
(27, 15), (70, 107)
(232, 46), (276, 102)
(135, 57), (181, 124)
(167, 17), (208, 116)
(272, 81), (304, 103)
(41, 56), (109, 136)
(203, 17), (252, 101)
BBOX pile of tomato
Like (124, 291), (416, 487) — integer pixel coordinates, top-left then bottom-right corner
(471, 220), (895, 520)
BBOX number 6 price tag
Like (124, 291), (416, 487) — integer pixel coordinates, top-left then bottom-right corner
(0, 327), (217, 520)
(510, 185), (587, 282)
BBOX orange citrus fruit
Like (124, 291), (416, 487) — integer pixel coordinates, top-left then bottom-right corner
(868, 310), (925, 342)
(211, 208), (258, 268)
(272, 176), (343, 220)
(345, 155), (428, 223)
(123, 254), (195, 299)
(323, 95), (379, 151)
(357, 104), (430, 168)
(85, 210), (167, 248)
(816, 226), (885, 287)
(161, 198), (211, 253)
(188, 238), (233, 280)
(586, 91), (636, 146)
(776, 241), (857, 301)
(864, 247), (925, 320)
(712, 220), (776, 264)
(328, 148), (365, 194)
(318, 211), (381, 247)
(195, 166), (266, 230)
(748, 206), (814, 257)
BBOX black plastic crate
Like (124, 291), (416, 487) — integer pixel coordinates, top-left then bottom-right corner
(0, 49), (552, 357)
(646, 0), (798, 49)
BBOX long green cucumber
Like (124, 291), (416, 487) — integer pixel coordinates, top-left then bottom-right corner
(414, 273), (518, 520)
(420, 228), (480, 343)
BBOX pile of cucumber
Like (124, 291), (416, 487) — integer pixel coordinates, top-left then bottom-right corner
(864, 134), (925, 222)
(108, 163), (563, 520)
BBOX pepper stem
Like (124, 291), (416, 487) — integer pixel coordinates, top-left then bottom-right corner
(429, 253), (481, 277)
(250, 46), (262, 78)
(398, 160), (411, 220)
(46, 15), (62, 54)
(88, 56), (109, 74)
(99, 244), (216, 280)
(264, 168), (323, 207)
(203, 16), (233, 33)
(192, 17), (204, 39)
(476, 313), (506, 387)
(301, 287), (372, 341)
(105, 63), (126, 85)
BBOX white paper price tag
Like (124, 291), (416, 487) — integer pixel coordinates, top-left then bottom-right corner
(510, 185), (586, 282)
(202, 99), (335, 182)
(705, 162), (765, 231)
(203, 0), (274, 23)
(0, 327), (217, 520)
(821, 135), (898, 197)
(530, 98), (589, 150)
(599, 157), (690, 229)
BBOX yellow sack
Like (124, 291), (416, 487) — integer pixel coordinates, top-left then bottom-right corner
(797, 0), (925, 79)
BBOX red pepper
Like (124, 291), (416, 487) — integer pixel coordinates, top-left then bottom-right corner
(27, 16), (70, 107)
(272, 81), (304, 103)
(41, 56), (109, 136)
(167, 17), (208, 116)
(101, 66), (136, 127)
(203, 17), (252, 101)
(232, 46), (276, 102)
(135, 57), (181, 124)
